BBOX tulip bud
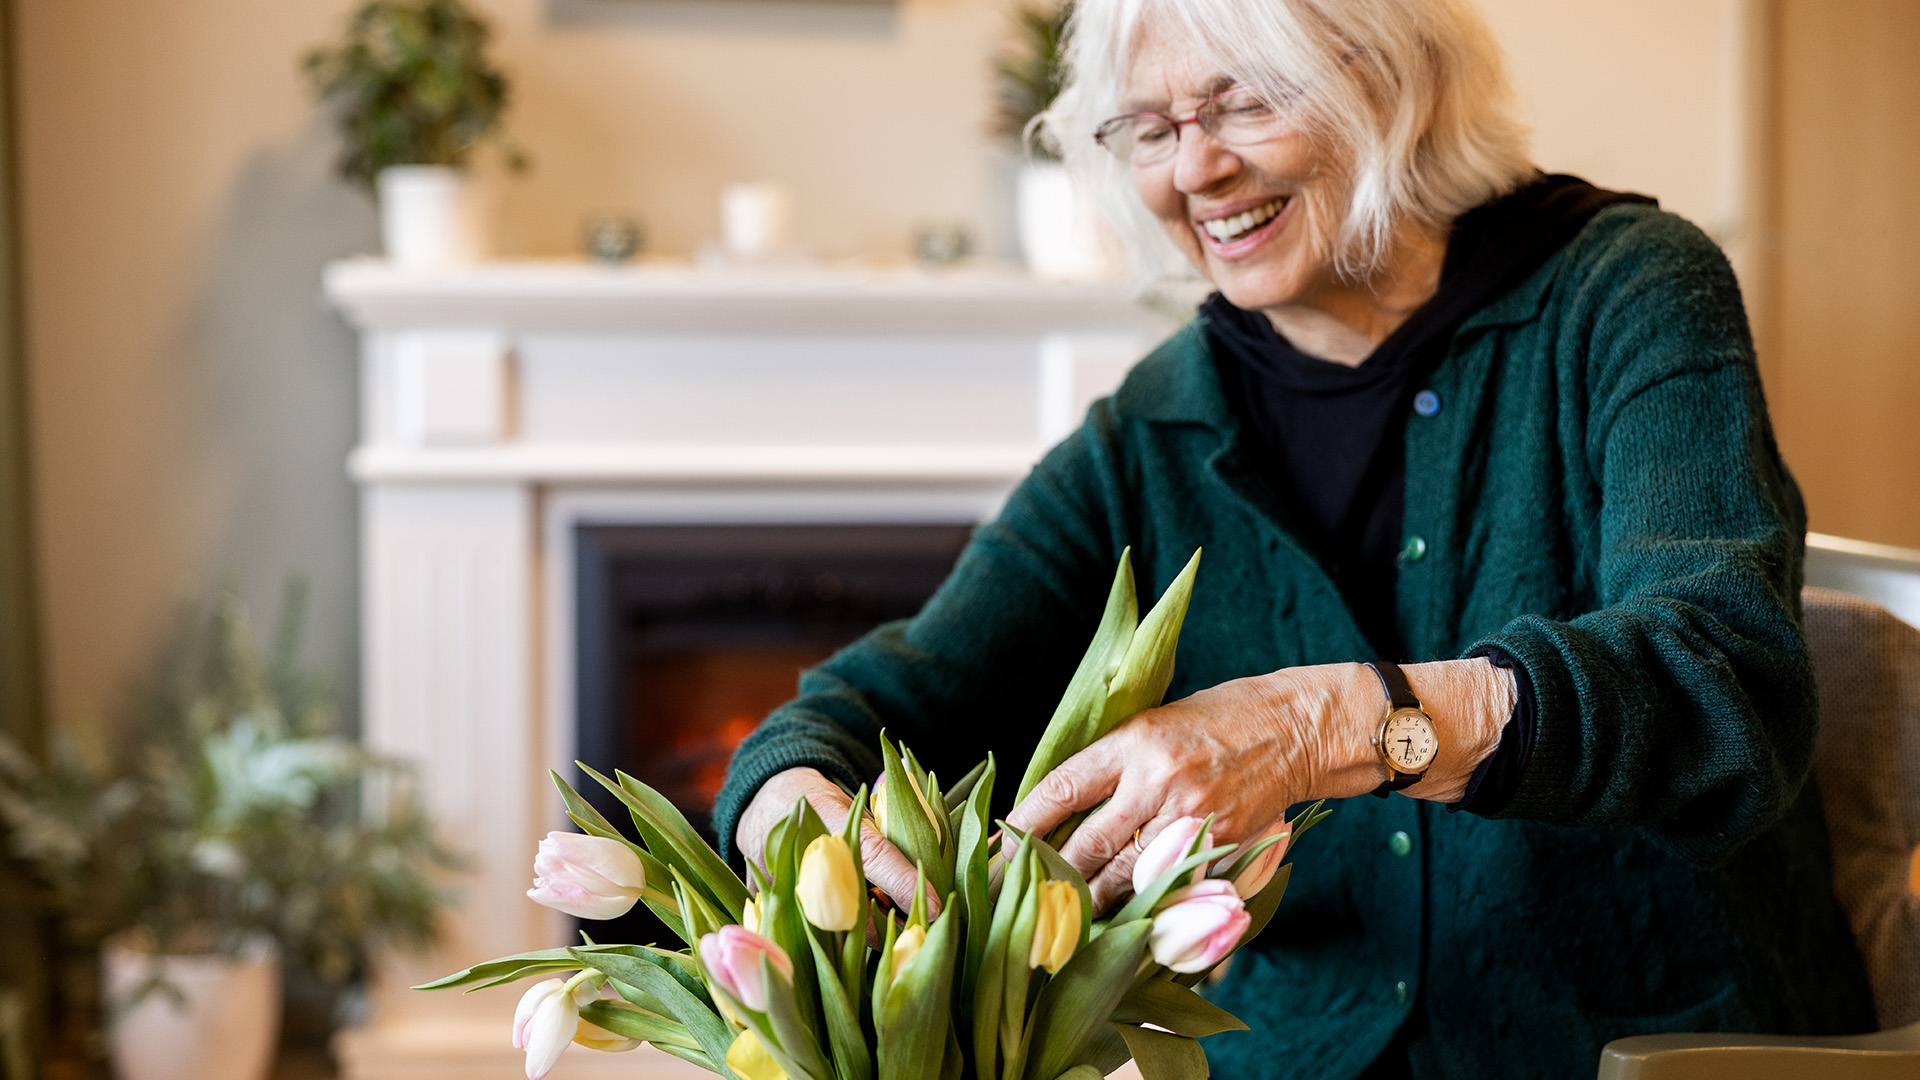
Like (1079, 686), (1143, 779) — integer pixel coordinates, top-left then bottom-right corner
(573, 1018), (642, 1053)
(1027, 879), (1080, 974)
(741, 894), (763, 935)
(698, 925), (794, 1013)
(1132, 816), (1210, 896)
(872, 780), (889, 835)
(1228, 818), (1291, 899)
(1148, 879), (1250, 974)
(888, 923), (927, 986)
(527, 832), (646, 921)
(797, 835), (861, 932)
(725, 1028), (790, 1080)
(906, 771), (943, 842)
(512, 973), (601, 1080)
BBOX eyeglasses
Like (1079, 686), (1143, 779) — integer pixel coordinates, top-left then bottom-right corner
(1093, 86), (1291, 166)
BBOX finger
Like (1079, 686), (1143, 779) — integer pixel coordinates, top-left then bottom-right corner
(1058, 790), (1155, 884)
(1083, 810), (1178, 913)
(1005, 744), (1123, 844)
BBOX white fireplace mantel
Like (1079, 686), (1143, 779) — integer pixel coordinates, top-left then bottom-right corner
(326, 258), (1181, 1080)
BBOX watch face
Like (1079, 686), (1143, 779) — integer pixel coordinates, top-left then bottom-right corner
(1382, 708), (1438, 773)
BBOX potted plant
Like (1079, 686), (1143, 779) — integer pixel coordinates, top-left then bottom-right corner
(994, 1), (1119, 282)
(304, 0), (527, 266)
(0, 588), (458, 1080)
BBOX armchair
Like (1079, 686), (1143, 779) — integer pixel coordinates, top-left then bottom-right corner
(1599, 534), (1920, 1077)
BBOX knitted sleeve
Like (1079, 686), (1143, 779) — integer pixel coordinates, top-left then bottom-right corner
(709, 402), (1134, 863)
(1472, 211), (1816, 867)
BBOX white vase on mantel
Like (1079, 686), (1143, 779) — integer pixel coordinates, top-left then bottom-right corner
(102, 931), (282, 1080)
(377, 165), (486, 267)
(1015, 161), (1123, 282)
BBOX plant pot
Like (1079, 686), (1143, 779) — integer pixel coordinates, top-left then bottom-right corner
(376, 165), (486, 267)
(1015, 161), (1123, 282)
(102, 932), (282, 1080)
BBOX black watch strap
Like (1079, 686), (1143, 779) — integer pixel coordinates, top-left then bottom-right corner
(1365, 661), (1421, 710)
(1366, 662), (1424, 798)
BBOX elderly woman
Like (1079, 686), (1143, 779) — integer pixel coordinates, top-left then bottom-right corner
(715, 0), (1876, 1074)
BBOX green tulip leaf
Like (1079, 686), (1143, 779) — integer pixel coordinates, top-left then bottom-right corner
(653, 1043), (719, 1072)
(1078, 1023), (1133, 1076)
(1017, 552), (1138, 803)
(999, 849), (1045, 1080)
(1111, 978), (1246, 1036)
(1003, 826), (1092, 952)
(878, 901), (961, 1080)
(578, 998), (704, 1050)
(1113, 1023), (1209, 1080)
(955, 755), (997, 1026)
(580, 762), (749, 919)
(566, 947), (736, 1075)
(1095, 549), (1201, 740)
(878, 734), (953, 899)
(1021, 920), (1153, 1080)
(942, 758), (991, 813)
(809, 931), (874, 1080)
(972, 835), (1031, 1079)
(755, 952), (836, 1080)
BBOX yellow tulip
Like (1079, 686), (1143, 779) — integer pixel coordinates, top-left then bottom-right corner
(797, 835), (861, 932)
(741, 894), (763, 935)
(1028, 880), (1080, 974)
(725, 1029), (790, 1080)
(889, 924), (927, 986)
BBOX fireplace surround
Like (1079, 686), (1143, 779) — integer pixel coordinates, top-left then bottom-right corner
(322, 258), (1180, 1079)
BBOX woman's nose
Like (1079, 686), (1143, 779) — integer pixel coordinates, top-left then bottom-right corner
(1170, 127), (1240, 195)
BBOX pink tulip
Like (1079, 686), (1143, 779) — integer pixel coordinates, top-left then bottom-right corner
(527, 832), (646, 920)
(1228, 818), (1292, 899)
(1132, 816), (1211, 895)
(1148, 879), (1250, 974)
(698, 925), (794, 1012)
(512, 975), (601, 1079)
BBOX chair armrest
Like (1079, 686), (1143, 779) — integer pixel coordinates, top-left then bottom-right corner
(1597, 1020), (1920, 1079)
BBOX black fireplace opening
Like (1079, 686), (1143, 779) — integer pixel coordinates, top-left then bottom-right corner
(572, 521), (972, 946)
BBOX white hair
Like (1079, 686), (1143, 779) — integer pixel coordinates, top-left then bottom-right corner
(1038, 0), (1535, 282)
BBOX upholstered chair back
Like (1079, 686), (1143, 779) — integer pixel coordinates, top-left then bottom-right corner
(1805, 586), (1920, 1028)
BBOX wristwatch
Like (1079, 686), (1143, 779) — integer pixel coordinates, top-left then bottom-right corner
(1365, 661), (1438, 797)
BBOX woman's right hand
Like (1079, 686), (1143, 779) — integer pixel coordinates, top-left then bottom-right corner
(734, 766), (932, 916)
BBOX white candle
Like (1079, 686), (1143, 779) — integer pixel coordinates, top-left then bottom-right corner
(721, 182), (794, 259)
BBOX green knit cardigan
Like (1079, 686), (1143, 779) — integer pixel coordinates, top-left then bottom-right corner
(712, 205), (1876, 1078)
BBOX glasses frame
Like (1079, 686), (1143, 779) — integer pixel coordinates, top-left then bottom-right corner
(1092, 86), (1282, 164)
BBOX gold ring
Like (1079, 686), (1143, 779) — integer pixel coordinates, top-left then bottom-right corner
(1132, 828), (1145, 854)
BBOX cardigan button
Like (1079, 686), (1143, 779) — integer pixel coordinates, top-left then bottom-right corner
(1388, 831), (1413, 857)
(1400, 535), (1428, 563)
(1412, 389), (1441, 417)
(1395, 980), (1409, 1004)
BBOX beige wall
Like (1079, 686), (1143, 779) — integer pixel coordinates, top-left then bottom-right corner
(1761, 1), (1920, 548)
(16, 0), (1754, 730)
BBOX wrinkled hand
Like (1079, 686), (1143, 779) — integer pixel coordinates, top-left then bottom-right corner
(1006, 664), (1381, 912)
(735, 766), (938, 919)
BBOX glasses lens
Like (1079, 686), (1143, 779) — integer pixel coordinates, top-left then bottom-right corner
(1202, 89), (1287, 146)
(1096, 115), (1179, 165)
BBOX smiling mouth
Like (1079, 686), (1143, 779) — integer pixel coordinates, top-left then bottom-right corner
(1200, 197), (1288, 244)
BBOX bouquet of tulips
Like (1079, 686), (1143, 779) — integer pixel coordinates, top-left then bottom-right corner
(424, 549), (1330, 1080)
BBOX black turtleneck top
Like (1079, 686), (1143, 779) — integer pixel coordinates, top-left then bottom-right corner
(1202, 174), (1654, 817)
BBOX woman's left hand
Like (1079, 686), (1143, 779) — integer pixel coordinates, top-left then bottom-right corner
(1006, 659), (1511, 912)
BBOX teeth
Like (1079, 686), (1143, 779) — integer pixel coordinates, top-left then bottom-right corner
(1202, 198), (1285, 242)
